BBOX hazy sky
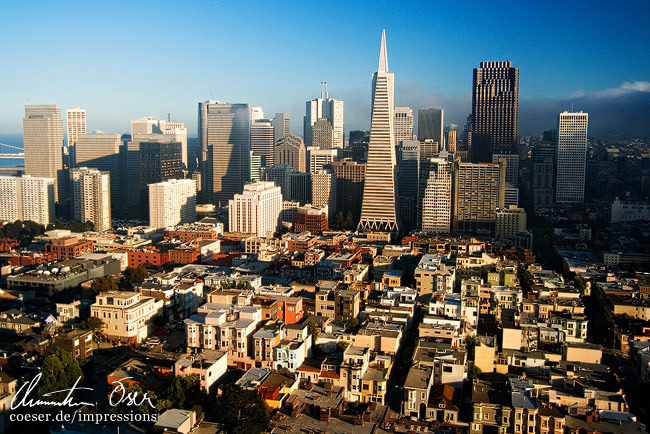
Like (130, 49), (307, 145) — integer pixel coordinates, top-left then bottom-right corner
(1, 0), (649, 138)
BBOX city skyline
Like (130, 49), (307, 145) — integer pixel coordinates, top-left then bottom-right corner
(1, 1), (650, 139)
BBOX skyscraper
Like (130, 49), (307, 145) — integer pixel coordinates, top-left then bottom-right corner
(149, 179), (197, 229)
(394, 107), (414, 146)
(66, 108), (86, 167)
(272, 113), (290, 145)
(358, 29), (399, 233)
(532, 141), (556, 210)
(229, 181), (282, 237)
(132, 117), (188, 169)
(398, 140), (420, 231)
(421, 156), (453, 233)
(251, 119), (275, 167)
(70, 167), (111, 231)
(274, 133), (307, 173)
(311, 170), (337, 225)
(471, 61), (519, 163)
(199, 102), (252, 205)
(444, 129), (457, 153)
(75, 132), (121, 212)
(417, 108), (444, 149)
(304, 86), (344, 148)
(308, 148), (339, 174)
(556, 111), (588, 204)
(452, 160), (506, 234)
(23, 105), (64, 201)
(325, 158), (365, 221)
(312, 118), (335, 149)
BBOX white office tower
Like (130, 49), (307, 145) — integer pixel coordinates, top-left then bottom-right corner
(229, 181), (282, 238)
(309, 147), (339, 173)
(358, 30), (399, 232)
(131, 117), (188, 168)
(23, 105), (64, 201)
(70, 167), (111, 231)
(304, 84), (344, 148)
(311, 170), (337, 225)
(0, 175), (55, 226)
(272, 113), (290, 145)
(556, 111), (588, 204)
(251, 106), (265, 122)
(66, 108), (86, 166)
(251, 119), (275, 167)
(421, 157), (452, 233)
(148, 179), (197, 229)
(393, 107), (414, 146)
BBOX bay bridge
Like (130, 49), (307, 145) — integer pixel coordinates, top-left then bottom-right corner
(0, 143), (24, 159)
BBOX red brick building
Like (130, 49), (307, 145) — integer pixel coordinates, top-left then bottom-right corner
(127, 248), (169, 268)
(45, 237), (94, 260)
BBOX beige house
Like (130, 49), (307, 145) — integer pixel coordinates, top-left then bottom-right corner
(90, 291), (163, 344)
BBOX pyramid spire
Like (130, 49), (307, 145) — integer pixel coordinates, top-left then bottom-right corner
(378, 29), (388, 73)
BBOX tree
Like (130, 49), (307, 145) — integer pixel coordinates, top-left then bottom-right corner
(91, 276), (118, 294)
(468, 364), (481, 381)
(573, 276), (586, 293)
(120, 265), (149, 289)
(335, 211), (344, 229)
(37, 347), (84, 406)
(80, 317), (105, 333)
(214, 384), (269, 434)
(465, 335), (477, 361)
(307, 321), (320, 343)
(345, 317), (360, 331)
(165, 374), (208, 410)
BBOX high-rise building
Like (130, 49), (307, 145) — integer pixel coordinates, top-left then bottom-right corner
(444, 129), (457, 153)
(274, 133), (307, 173)
(251, 118), (274, 168)
(70, 167), (111, 231)
(0, 175), (55, 226)
(495, 206), (527, 239)
(149, 179), (197, 229)
(23, 105), (64, 202)
(272, 113), (290, 145)
(304, 86), (344, 148)
(452, 160), (505, 234)
(261, 164), (294, 198)
(358, 30), (399, 233)
(398, 140), (420, 231)
(250, 152), (263, 182)
(229, 181), (282, 237)
(198, 102), (252, 204)
(556, 111), (588, 204)
(126, 138), (183, 218)
(492, 153), (519, 187)
(131, 117), (188, 168)
(312, 118), (335, 149)
(421, 156), (453, 233)
(66, 108), (86, 167)
(325, 158), (365, 221)
(532, 142), (555, 210)
(347, 130), (370, 162)
(74, 133), (121, 212)
(311, 170), (337, 225)
(394, 107), (414, 146)
(288, 172), (312, 205)
(417, 108), (443, 149)
(308, 148), (339, 173)
(471, 61), (519, 163)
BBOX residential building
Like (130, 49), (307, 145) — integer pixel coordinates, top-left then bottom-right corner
(496, 206), (527, 239)
(149, 179), (197, 229)
(0, 175), (55, 225)
(70, 167), (111, 231)
(229, 181), (282, 237)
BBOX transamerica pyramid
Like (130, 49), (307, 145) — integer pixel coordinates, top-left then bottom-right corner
(357, 29), (400, 233)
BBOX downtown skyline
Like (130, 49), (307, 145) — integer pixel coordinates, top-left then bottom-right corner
(1, 1), (650, 139)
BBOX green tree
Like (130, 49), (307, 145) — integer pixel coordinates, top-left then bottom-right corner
(307, 321), (320, 343)
(214, 384), (269, 434)
(164, 374), (208, 410)
(91, 276), (118, 294)
(37, 347), (84, 405)
(335, 211), (344, 229)
(468, 364), (481, 381)
(120, 265), (149, 289)
(465, 335), (477, 361)
(573, 276), (586, 293)
(80, 316), (105, 333)
(345, 317), (360, 331)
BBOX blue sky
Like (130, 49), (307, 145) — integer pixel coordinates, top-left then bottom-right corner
(1, 0), (649, 137)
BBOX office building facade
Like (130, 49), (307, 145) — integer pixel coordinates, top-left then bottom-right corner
(555, 111), (588, 204)
(70, 167), (111, 232)
(149, 179), (197, 229)
(229, 181), (282, 237)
